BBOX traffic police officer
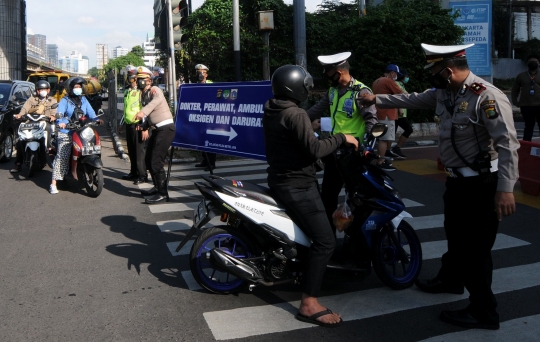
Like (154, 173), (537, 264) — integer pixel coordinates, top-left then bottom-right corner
(359, 43), (519, 330)
(308, 52), (378, 237)
(134, 66), (176, 204)
(193, 63), (218, 171)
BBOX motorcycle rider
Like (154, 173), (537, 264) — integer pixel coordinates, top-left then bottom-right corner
(11, 80), (57, 173)
(134, 66), (176, 204)
(49, 77), (103, 194)
(263, 64), (358, 327)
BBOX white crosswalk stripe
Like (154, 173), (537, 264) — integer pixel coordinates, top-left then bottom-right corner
(143, 158), (538, 341)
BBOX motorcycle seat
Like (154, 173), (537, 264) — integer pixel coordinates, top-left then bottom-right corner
(212, 178), (280, 207)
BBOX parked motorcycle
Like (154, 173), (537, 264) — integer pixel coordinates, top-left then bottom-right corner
(15, 103), (58, 177)
(50, 109), (104, 197)
(176, 123), (422, 294)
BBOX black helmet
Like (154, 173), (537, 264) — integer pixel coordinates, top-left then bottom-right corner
(271, 65), (313, 102)
(65, 77), (87, 95)
(35, 80), (51, 90)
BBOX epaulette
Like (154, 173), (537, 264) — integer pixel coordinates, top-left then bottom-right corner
(469, 82), (486, 95)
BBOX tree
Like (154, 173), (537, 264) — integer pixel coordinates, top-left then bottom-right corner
(131, 45), (145, 58)
(103, 52), (145, 74)
(88, 67), (99, 78)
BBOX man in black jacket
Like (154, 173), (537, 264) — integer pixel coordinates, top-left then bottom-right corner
(263, 64), (358, 328)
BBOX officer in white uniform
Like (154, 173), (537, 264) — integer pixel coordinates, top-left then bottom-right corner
(359, 43), (519, 330)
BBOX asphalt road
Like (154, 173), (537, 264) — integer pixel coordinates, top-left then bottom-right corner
(0, 117), (539, 341)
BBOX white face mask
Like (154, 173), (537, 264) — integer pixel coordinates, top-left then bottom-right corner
(39, 90), (48, 97)
(73, 88), (83, 96)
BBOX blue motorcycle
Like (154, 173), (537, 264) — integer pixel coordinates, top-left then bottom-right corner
(177, 123), (422, 294)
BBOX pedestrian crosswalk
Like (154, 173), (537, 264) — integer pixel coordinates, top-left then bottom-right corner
(139, 158), (539, 341)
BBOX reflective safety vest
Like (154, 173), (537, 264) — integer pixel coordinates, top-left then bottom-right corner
(328, 80), (371, 142)
(123, 88), (142, 124)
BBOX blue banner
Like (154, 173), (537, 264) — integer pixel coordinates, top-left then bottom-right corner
(173, 81), (273, 161)
(450, 0), (492, 76)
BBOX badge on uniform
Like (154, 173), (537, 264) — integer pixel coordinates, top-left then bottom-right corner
(343, 99), (354, 117)
(329, 91), (335, 105)
(481, 100), (499, 119)
(458, 101), (468, 113)
(469, 82), (486, 94)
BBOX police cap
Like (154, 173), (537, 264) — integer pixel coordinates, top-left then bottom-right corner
(421, 43), (474, 69)
(317, 52), (351, 72)
(195, 64), (209, 71)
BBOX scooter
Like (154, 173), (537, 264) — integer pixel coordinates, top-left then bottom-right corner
(16, 103), (58, 177)
(50, 109), (105, 197)
(176, 123), (422, 294)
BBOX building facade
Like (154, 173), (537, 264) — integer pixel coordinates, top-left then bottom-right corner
(142, 34), (158, 69)
(96, 43), (108, 69)
(58, 50), (88, 74)
(112, 46), (129, 59)
(47, 44), (58, 67)
(0, 0), (27, 80)
(27, 33), (46, 60)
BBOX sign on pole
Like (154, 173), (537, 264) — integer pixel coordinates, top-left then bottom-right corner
(172, 81), (273, 161)
(450, 0), (492, 76)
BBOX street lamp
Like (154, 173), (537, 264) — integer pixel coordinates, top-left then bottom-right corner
(258, 10), (274, 80)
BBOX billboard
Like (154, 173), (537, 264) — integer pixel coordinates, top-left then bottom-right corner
(172, 81), (273, 161)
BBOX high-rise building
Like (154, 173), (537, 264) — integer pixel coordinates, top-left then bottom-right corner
(27, 33), (46, 60)
(112, 46), (129, 59)
(142, 33), (158, 69)
(47, 44), (58, 67)
(96, 43), (108, 69)
(58, 50), (88, 74)
(0, 0), (27, 80)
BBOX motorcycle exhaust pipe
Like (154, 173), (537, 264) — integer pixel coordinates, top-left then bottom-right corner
(209, 248), (263, 282)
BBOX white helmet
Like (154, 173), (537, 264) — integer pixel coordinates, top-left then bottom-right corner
(195, 64), (209, 71)
(136, 66), (153, 79)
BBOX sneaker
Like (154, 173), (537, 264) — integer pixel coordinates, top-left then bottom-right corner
(379, 160), (396, 172)
(49, 184), (59, 194)
(391, 146), (407, 159)
(10, 164), (22, 173)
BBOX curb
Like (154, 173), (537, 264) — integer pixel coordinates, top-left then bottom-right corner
(403, 140), (438, 147)
(108, 121), (128, 160)
(171, 157), (196, 164)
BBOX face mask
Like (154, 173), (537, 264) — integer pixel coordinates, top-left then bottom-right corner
(137, 79), (148, 90)
(528, 61), (538, 70)
(428, 68), (450, 89)
(404, 77), (410, 84)
(197, 72), (205, 81)
(326, 72), (340, 87)
(73, 88), (83, 96)
(39, 90), (48, 97)
(392, 75), (398, 81)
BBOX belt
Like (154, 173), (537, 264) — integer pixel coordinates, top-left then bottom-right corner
(154, 118), (174, 128)
(445, 158), (498, 178)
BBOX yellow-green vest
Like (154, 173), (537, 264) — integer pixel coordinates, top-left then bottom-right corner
(328, 80), (371, 142)
(123, 88), (142, 124)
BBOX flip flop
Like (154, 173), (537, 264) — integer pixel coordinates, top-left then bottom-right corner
(295, 308), (343, 328)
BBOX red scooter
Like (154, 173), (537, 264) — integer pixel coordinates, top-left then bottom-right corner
(50, 109), (104, 197)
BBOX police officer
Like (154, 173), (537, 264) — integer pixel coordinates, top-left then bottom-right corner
(121, 65), (148, 185)
(11, 80), (57, 173)
(134, 66), (176, 204)
(360, 43), (519, 330)
(307, 52), (378, 238)
(193, 63), (217, 171)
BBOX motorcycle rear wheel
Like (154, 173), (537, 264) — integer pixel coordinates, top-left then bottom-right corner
(84, 167), (103, 197)
(371, 221), (422, 290)
(190, 226), (255, 294)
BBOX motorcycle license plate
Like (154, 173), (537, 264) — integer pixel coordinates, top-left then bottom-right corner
(193, 200), (208, 228)
(82, 145), (101, 156)
(20, 123), (40, 129)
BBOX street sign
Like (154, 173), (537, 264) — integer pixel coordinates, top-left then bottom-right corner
(173, 81), (273, 161)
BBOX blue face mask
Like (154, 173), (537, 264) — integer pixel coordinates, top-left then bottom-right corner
(404, 77), (410, 84)
(73, 88), (83, 96)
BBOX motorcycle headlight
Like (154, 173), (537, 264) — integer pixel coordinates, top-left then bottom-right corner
(80, 127), (95, 142)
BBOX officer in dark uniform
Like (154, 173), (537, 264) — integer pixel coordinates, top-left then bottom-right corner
(359, 43), (519, 330)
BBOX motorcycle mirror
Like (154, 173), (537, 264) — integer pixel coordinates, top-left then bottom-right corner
(371, 123), (388, 138)
(97, 109), (104, 117)
(55, 112), (64, 119)
(51, 103), (59, 109)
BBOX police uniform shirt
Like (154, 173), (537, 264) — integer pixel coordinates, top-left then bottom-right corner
(19, 95), (57, 117)
(374, 71), (519, 193)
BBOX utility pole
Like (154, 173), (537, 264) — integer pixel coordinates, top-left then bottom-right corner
(293, 0), (306, 69)
(233, 0), (241, 81)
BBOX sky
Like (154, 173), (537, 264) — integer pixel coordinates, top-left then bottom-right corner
(26, 0), (326, 69)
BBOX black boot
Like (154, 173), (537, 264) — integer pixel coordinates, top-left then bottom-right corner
(141, 172), (158, 196)
(145, 172), (169, 204)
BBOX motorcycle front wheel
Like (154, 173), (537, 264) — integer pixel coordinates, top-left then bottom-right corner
(83, 166), (103, 197)
(371, 220), (422, 290)
(27, 151), (36, 178)
(190, 226), (255, 294)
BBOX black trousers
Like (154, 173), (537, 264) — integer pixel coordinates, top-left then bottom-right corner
(520, 106), (540, 141)
(437, 174), (499, 322)
(270, 181), (335, 297)
(125, 123), (147, 177)
(321, 154), (344, 235)
(395, 117), (414, 138)
(145, 123), (176, 175)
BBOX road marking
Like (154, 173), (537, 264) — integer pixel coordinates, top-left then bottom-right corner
(182, 270), (202, 291)
(404, 214), (444, 229)
(157, 219), (192, 232)
(421, 233), (529, 260)
(418, 314), (540, 342)
(202, 262), (540, 340)
(148, 202), (199, 214)
(166, 241), (193, 256)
